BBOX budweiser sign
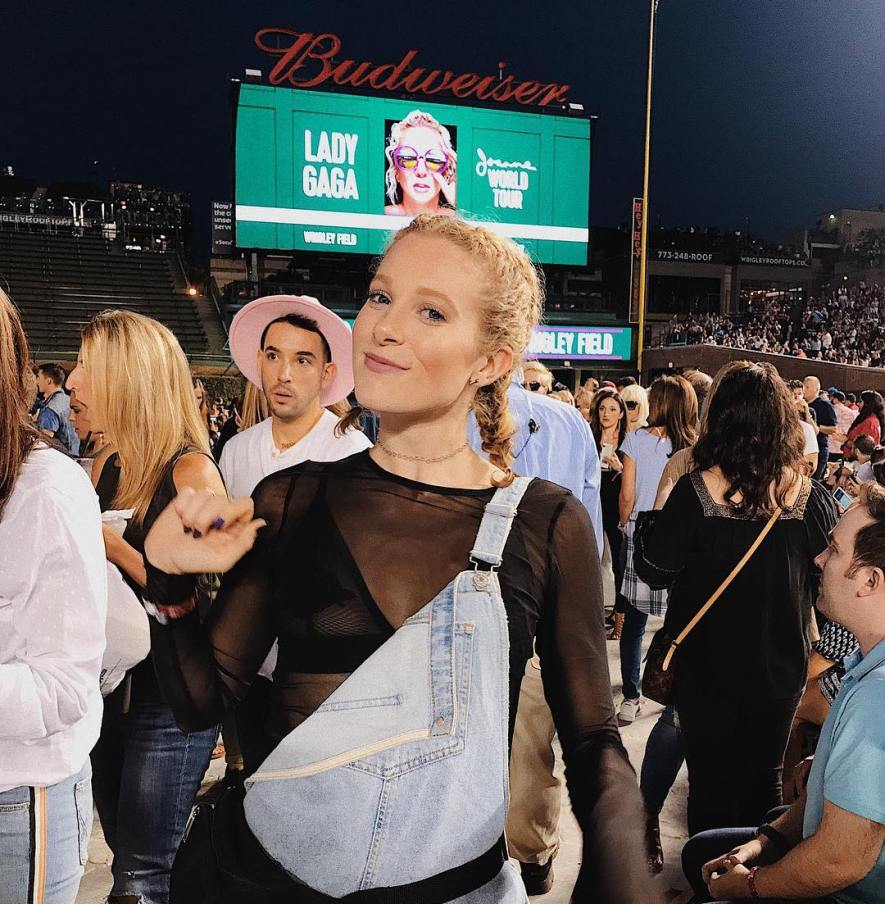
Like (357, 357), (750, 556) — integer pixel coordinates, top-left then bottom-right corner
(254, 29), (571, 107)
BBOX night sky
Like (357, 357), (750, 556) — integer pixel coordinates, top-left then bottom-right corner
(4, 0), (883, 251)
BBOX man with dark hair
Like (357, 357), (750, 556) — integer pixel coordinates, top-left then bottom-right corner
(616, 375), (637, 392)
(35, 363), (79, 454)
(220, 295), (371, 500)
(804, 376), (838, 480)
(684, 483), (885, 903)
(684, 369), (713, 414)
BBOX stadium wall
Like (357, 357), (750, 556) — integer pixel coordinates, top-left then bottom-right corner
(643, 344), (885, 393)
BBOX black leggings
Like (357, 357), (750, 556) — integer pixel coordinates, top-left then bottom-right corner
(676, 690), (801, 836)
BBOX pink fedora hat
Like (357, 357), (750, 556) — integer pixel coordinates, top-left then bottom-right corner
(229, 295), (354, 406)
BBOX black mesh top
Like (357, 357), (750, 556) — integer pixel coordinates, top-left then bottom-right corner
(145, 450), (655, 902)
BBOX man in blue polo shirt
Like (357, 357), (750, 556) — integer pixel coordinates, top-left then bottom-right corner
(684, 482), (885, 903)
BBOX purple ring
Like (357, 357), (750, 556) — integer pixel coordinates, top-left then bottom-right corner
(211, 517), (225, 530)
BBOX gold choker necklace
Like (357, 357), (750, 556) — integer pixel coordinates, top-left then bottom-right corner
(376, 436), (469, 463)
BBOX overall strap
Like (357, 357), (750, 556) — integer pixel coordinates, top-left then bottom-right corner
(469, 476), (533, 570)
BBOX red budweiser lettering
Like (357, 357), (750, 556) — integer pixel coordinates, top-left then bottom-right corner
(254, 29), (570, 107)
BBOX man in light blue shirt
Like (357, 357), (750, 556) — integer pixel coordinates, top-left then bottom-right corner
(685, 482), (885, 903)
(468, 376), (603, 557)
(469, 372), (604, 895)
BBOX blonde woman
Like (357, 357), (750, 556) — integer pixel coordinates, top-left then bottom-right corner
(142, 216), (655, 903)
(620, 382), (649, 431)
(0, 290), (106, 904)
(67, 311), (223, 904)
(384, 110), (457, 216)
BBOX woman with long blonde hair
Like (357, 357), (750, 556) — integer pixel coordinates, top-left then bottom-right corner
(68, 310), (224, 904)
(141, 216), (655, 903)
(0, 289), (106, 904)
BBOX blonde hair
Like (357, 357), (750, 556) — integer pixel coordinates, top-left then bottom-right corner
(80, 310), (210, 523)
(239, 380), (269, 432)
(523, 360), (554, 389)
(384, 110), (458, 207)
(388, 215), (543, 483)
(620, 383), (649, 429)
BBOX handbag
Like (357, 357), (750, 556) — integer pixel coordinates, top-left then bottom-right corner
(641, 505), (782, 706)
(171, 770), (300, 904)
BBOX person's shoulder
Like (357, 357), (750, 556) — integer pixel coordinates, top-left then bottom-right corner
(13, 447), (96, 514)
(527, 391), (592, 437)
(835, 671), (885, 738)
(520, 477), (585, 522)
(225, 418), (272, 454)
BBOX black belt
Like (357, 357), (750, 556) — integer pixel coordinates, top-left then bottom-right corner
(294, 835), (508, 904)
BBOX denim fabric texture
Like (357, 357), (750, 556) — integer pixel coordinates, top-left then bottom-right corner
(243, 479), (533, 902)
(0, 760), (92, 904)
(90, 699), (217, 904)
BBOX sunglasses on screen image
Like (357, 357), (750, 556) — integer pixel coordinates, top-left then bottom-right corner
(393, 146), (450, 174)
(624, 400), (640, 411)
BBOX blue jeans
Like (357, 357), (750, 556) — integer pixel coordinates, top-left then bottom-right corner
(619, 603), (648, 700)
(91, 698), (217, 904)
(682, 812), (831, 903)
(0, 761), (92, 904)
(640, 704), (685, 816)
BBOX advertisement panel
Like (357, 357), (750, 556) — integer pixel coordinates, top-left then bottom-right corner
(235, 84), (590, 265)
(527, 325), (632, 361)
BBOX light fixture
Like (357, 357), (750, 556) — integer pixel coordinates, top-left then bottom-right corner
(187, 287), (198, 296)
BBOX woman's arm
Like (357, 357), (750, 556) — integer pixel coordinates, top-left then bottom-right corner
(142, 471), (298, 732)
(618, 453), (636, 527)
(537, 497), (662, 903)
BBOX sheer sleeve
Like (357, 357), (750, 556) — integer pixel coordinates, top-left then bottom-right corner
(536, 494), (659, 903)
(146, 469), (318, 732)
(633, 472), (699, 589)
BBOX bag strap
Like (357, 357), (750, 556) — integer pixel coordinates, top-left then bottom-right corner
(662, 505), (783, 671)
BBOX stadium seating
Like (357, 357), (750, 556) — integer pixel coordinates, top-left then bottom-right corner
(0, 228), (208, 353)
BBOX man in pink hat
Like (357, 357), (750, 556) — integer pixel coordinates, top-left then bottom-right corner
(219, 295), (371, 501)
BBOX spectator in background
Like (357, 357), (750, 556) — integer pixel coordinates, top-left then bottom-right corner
(589, 388), (629, 640)
(830, 390), (857, 457)
(0, 289), (107, 904)
(685, 482), (885, 904)
(840, 391), (885, 454)
(684, 369), (713, 414)
(617, 375), (697, 724)
(635, 362), (838, 836)
(616, 375), (637, 392)
(621, 382), (650, 432)
(804, 376), (838, 480)
(35, 362), (79, 455)
(788, 381), (821, 476)
(192, 376), (211, 437)
(67, 310), (222, 904)
(857, 444), (885, 484)
(549, 387), (575, 406)
(522, 359), (554, 395)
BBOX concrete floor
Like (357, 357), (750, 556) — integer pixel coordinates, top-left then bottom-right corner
(77, 618), (693, 904)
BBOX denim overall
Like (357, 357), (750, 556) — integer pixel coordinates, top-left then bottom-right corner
(243, 478), (533, 903)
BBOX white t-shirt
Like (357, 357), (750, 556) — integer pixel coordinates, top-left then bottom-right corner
(0, 448), (107, 791)
(220, 410), (372, 499)
(800, 420), (819, 456)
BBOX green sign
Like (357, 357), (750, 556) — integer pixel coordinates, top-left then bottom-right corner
(235, 84), (591, 264)
(528, 325), (632, 361)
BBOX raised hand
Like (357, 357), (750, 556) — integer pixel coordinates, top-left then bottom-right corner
(144, 487), (266, 576)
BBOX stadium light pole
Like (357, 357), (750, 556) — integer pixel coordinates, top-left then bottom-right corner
(636, 0), (659, 376)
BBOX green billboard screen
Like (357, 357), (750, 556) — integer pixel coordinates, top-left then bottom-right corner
(234, 84), (591, 264)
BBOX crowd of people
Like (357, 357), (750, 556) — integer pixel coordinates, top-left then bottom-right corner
(2, 213), (884, 904)
(661, 283), (885, 368)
